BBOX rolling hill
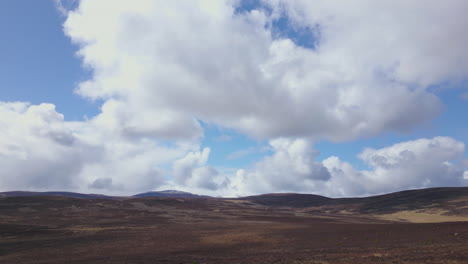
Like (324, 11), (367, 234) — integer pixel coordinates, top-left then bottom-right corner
(0, 191), (114, 199)
(0, 187), (467, 263)
(1, 187), (467, 216)
(133, 190), (210, 198)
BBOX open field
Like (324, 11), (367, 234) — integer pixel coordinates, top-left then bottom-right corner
(0, 188), (467, 263)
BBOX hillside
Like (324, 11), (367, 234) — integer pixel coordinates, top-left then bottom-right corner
(238, 193), (332, 207)
(239, 187), (468, 223)
(133, 190), (209, 198)
(0, 191), (114, 199)
(0, 187), (467, 263)
(1, 187), (467, 222)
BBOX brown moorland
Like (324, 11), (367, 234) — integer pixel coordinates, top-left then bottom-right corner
(0, 187), (467, 264)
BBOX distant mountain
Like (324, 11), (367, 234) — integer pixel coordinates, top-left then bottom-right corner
(1, 187), (467, 212)
(240, 187), (468, 214)
(333, 187), (468, 213)
(240, 193), (332, 208)
(0, 190), (208, 199)
(132, 190), (210, 198)
(0, 191), (114, 199)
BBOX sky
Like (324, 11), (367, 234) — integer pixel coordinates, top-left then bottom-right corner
(0, 0), (467, 197)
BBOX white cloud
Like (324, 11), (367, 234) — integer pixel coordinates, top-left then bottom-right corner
(0, 102), (88, 190)
(0, 102), (196, 194)
(0, 101), (466, 196)
(361, 137), (465, 189)
(172, 148), (224, 190)
(323, 137), (467, 196)
(269, 0), (468, 86)
(219, 138), (331, 196)
(212, 137), (467, 197)
(61, 0), (464, 142)
(2, 1), (467, 196)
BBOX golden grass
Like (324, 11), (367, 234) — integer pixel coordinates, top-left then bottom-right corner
(374, 210), (468, 223)
(201, 231), (266, 245)
(66, 225), (160, 234)
(223, 199), (252, 204)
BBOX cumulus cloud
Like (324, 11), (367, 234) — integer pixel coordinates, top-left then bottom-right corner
(213, 137), (467, 197)
(323, 137), (467, 196)
(1, 1), (467, 196)
(231, 138), (331, 194)
(221, 137), (357, 196)
(0, 102), (196, 194)
(61, 0), (468, 142)
(0, 102), (87, 190)
(268, 0), (468, 86)
(0, 102), (466, 196)
(172, 148), (224, 190)
(357, 137), (465, 191)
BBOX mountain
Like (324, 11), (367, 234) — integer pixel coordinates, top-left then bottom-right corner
(239, 187), (468, 222)
(0, 187), (467, 224)
(0, 191), (114, 199)
(1, 187), (467, 211)
(240, 187), (468, 209)
(132, 190), (210, 198)
(331, 187), (468, 213)
(1, 188), (467, 263)
(239, 193), (332, 208)
(0, 190), (207, 199)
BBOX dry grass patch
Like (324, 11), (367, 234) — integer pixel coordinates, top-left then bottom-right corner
(66, 225), (160, 234)
(201, 230), (267, 245)
(375, 210), (468, 223)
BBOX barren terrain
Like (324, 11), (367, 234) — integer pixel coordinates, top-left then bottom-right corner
(0, 188), (467, 263)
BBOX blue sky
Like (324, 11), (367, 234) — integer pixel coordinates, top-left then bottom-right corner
(0, 0), (98, 120)
(0, 0), (467, 196)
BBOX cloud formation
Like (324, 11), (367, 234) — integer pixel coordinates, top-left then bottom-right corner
(1, 1), (467, 196)
(221, 137), (467, 197)
(1, 102), (463, 197)
(172, 148), (224, 190)
(62, 0), (466, 141)
(230, 138), (331, 195)
(0, 102), (88, 190)
(0, 102), (196, 194)
(324, 137), (467, 196)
